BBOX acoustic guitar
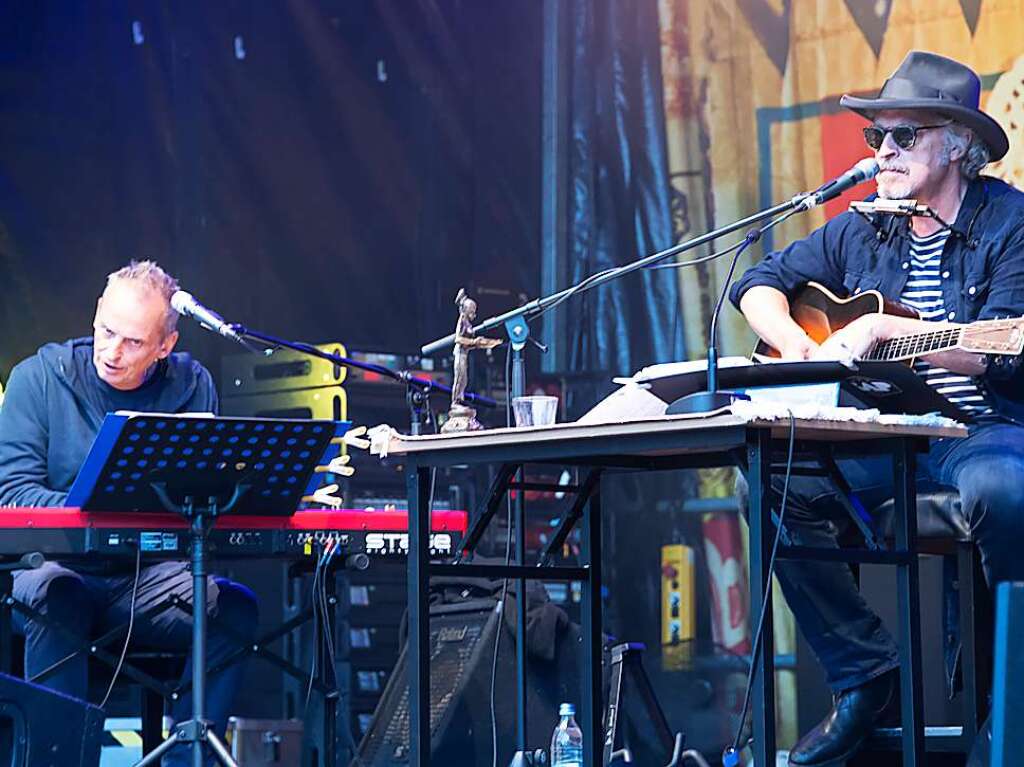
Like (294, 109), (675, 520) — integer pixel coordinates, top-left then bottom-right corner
(753, 281), (1024, 362)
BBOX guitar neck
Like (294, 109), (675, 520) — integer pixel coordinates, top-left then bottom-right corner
(867, 326), (964, 361)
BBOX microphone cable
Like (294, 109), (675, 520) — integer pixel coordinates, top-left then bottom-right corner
(724, 410), (796, 764)
(490, 340), (516, 767)
(99, 544), (143, 709)
(533, 207), (800, 326)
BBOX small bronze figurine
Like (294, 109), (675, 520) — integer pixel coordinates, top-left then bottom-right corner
(441, 289), (501, 433)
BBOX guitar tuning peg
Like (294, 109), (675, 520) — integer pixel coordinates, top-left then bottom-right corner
(302, 483), (343, 509)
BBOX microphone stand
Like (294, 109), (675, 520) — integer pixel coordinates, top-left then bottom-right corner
(666, 210), (799, 414)
(226, 325), (497, 436)
(419, 192), (819, 766)
(421, 194), (814, 406)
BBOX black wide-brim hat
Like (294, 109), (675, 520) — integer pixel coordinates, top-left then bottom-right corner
(840, 50), (1009, 161)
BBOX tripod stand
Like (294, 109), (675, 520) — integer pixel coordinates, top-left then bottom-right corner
(605, 643), (686, 767)
(134, 484), (247, 767)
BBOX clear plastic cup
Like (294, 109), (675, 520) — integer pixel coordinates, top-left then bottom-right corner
(512, 395), (558, 427)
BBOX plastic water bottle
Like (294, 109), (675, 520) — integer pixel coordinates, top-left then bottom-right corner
(550, 702), (583, 767)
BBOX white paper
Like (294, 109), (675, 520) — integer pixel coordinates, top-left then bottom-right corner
(576, 383), (669, 425)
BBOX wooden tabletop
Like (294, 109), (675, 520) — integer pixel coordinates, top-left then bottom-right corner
(374, 411), (967, 458)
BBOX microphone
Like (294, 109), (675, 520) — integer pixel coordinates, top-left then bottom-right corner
(170, 290), (243, 343)
(795, 158), (880, 211)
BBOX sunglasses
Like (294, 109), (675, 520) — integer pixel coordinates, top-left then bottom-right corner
(863, 122), (950, 151)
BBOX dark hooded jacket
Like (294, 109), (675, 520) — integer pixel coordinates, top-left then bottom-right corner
(730, 176), (1024, 422)
(0, 337), (217, 507)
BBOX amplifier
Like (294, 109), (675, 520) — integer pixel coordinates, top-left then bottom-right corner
(221, 343), (348, 395)
(220, 387), (347, 422)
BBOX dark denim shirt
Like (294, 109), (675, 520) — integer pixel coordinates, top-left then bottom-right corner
(730, 176), (1024, 422)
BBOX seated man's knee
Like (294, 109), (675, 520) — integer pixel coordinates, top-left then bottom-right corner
(14, 566), (88, 616)
(958, 458), (1024, 536)
(13, 566), (92, 638)
(734, 470), (829, 530)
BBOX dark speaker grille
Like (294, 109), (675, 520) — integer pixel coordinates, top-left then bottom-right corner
(356, 601), (499, 765)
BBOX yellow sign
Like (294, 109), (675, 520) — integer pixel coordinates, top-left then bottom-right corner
(661, 543), (695, 670)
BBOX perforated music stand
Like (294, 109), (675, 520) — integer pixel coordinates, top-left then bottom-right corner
(67, 413), (347, 767)
(68, 412), (347, 514)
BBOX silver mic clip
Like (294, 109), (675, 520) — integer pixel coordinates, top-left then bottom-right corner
(791, 192), (816, 212)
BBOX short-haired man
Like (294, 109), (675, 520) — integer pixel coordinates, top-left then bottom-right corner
(731, 51), (1024, 765)
(0, 261), (259, 767)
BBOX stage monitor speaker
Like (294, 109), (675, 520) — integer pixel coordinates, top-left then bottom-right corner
(0, 672), (104, 767)
(354, 597), (581, 767)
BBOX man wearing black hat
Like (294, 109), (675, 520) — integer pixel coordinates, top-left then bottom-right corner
(731, 51), (1023, 765)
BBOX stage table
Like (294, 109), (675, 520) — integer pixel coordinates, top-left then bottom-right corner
(381, 412), (966, 767)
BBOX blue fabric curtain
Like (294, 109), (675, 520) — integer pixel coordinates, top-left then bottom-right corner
(566, 0), (685, 376)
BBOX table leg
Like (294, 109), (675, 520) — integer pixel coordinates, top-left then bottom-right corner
(407, 463), (433, 767)
(516, 465), (528, 752)
(580, 477), (603, 766)
(892, 439), (924, 765)
(747, 429), (776, 766)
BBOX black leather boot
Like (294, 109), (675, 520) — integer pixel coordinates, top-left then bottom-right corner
(788, 669), (896, 766)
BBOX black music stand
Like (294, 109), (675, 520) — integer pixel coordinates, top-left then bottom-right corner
(66, 413), (343, 767)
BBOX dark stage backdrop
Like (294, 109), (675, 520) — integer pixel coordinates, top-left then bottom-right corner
(0, 0), (713, 745)
(0, 1), (542, 382)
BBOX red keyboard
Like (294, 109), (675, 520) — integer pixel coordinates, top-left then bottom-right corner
(0, 507), (468, 561)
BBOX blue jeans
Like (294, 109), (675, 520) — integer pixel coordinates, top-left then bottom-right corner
(761, 420), (1024, 693)
(12, 560), (259, 767)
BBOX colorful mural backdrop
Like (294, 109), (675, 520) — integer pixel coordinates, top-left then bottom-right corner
(659, 0), (1024, 357)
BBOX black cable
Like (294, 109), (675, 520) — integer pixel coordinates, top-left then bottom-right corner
(99, 545), (142, 709)
(534, 208), (799, 327)
(305, 552), (325, 709)
(481, 221), (805, 762)
(531, 264), (622, 322)
(490, 491), (514, 767)
(320, 539), (339, 686)
(645, 238), (748, 272)
(729, 411), (797, 755)
(490, 341), (516, 767)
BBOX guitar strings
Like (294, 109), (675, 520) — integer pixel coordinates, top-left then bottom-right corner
(869, 326), (963, 360)
(867, 313), (1023, 361)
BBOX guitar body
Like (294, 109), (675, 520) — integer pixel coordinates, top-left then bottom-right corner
(753, 281), (919, 359)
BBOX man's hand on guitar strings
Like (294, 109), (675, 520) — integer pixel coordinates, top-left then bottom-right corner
(812, 315), (884, 364)
(777, 332), (820, 361)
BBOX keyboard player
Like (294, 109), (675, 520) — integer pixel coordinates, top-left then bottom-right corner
(0, 260), (258, 767)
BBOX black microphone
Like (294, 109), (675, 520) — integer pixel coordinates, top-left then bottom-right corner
(795, 158), (880, 211)
(170, 290), (244, 343)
